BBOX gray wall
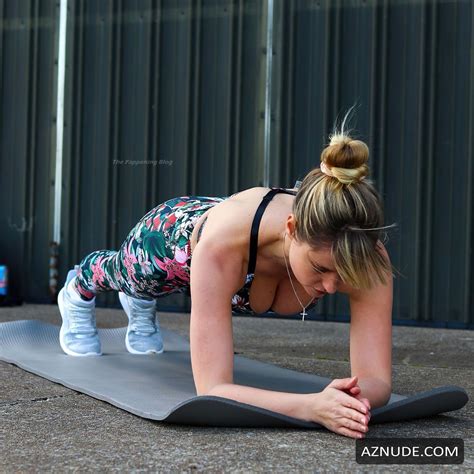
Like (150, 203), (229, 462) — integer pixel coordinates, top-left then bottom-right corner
(1, 0), (472, 327)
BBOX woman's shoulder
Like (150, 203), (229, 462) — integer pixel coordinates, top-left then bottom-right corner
(202, 188), (265, 235)
(215, 186), (294, 222)
(194, 187), (268, 252)
(199, 186), (294, 251)
(228, 186), (298, 201)
(226, 186), (271, 201)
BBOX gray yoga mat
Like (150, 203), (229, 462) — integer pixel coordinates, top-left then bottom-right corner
(0, 320), (468, 428)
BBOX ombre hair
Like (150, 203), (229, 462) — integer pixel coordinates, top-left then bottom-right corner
(292, 109), (397, 290)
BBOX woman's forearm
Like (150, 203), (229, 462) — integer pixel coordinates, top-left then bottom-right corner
(206, 383), (313, 422)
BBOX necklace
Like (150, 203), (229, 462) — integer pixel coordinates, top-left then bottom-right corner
(282, 233), (316, 321)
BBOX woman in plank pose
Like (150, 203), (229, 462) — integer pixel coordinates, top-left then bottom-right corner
(58, 117), (394, 439)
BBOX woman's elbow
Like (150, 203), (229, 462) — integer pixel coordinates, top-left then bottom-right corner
(373, 392), (391, 409)
(195, 380), (232, 397)
(372, 385), (392, 409)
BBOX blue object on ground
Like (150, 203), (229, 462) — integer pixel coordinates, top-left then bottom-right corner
(0, 265), (8, 296)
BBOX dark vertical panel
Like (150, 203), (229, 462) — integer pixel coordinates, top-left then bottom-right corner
(447, 1), (469, 324)
(430, 0), (452, 323)
(280, 0), (296, 185)
(187, 0), (201, 193)
(430, 0), (472, 324)
(156, 0), (189, 198)
(25, 0), (38, 295)
(102, 0), (123, 308)
(413, 0), (428, 322)
(383, 1), (424, 321)
(196, 0), (232, 194)
(0, 0), (56, 302)
(61, 0), (89, 294)
(467, 0), (474, 324)
(373, 0), (388, 196)
(290, 0), (328, 183)
(80, 2), (108, 250)
(25, 2), (43, 295)
(115, 0), (153, 237)
(419, 0), (436, 323)
(236, 0), (264, 188)
(28, 0), (57, 300)
(0, 0), (3, 100)
(277, 0), (473, 326)
(108, 0), (122, 249)
(328, 0), (341, 122)
(0, 1), (30, 300)
(451, 0), (471, 326)
(229, 0), (243, 192)
(269, 0), (283, 187)
(339, 2), (367, 123)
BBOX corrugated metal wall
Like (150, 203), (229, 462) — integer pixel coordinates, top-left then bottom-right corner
(1, 0), (472, 327)
(0, 0), (57, 302)
(273, 0), (474, 327)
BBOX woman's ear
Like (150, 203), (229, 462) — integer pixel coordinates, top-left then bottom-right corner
(285, 215), (297, 240)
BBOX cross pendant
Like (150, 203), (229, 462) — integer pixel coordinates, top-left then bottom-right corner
(301, 309), (307, 320)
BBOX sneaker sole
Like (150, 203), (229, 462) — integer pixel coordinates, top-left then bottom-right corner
(58, 286), (102, 357)
(119, 292), (164, 355)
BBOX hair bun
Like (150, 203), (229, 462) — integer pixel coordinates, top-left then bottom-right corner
(320, 134), (369, 184)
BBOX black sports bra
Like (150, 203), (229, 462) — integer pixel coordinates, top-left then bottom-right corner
(196, 187), (296, 272)
(195, 187), (316, 315)
(246, 187), (296, 274)
(232, 188), (317, 314)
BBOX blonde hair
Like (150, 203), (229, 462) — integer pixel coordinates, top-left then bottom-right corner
(292, 111), (396, 290)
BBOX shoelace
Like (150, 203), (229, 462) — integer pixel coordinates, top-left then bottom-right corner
(129, 303), (157, 335)
(69, 305), (97, 335)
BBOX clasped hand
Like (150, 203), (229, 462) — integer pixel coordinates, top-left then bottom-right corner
(310, 375), (372, 439)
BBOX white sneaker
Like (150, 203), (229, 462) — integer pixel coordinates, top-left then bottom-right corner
(57, 268), (101, 356)
(119, 292), (164, 354)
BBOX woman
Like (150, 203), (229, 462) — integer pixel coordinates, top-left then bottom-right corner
(58, 127), (394, 439)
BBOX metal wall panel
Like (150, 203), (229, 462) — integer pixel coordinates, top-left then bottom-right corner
(273, 0), (473, 326)
(1, 0), (472, 327)
(0, 0), (57, 302)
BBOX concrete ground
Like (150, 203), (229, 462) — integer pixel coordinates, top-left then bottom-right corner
(0, 304), (472, 473)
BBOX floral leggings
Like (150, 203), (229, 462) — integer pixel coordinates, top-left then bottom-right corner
(73, 195), (227, 301)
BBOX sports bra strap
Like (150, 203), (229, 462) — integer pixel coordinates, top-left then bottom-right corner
(247, 188), (297, 275)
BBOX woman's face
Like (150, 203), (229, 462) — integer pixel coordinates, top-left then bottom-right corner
(285, 216), (341, 296)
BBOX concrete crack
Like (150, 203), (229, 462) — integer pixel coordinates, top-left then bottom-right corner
(0, 394), (72, 407)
